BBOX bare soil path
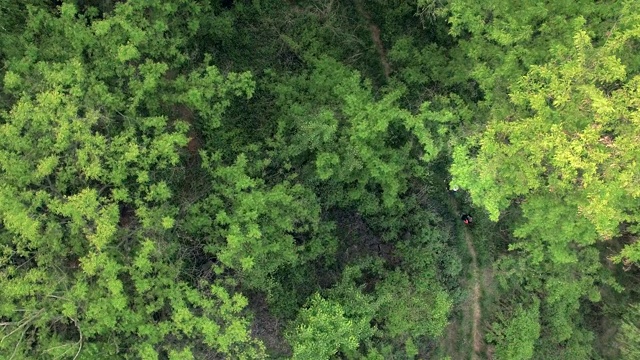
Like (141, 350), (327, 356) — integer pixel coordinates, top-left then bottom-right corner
(354, 0), (391, 80)
(464, 229), (483, 359)
(447, 193), (484, 359)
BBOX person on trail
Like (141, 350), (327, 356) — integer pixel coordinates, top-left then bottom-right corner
(461, 214), (473, 225)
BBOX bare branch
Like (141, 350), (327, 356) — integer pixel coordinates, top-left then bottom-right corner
(71, 318), (83, 360)
(1, 309), (44, 344)
(9, 327), (26, 360)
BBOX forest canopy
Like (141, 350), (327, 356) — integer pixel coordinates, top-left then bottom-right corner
(1, 0), (639, 359)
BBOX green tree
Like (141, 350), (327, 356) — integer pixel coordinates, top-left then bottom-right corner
(376, 270), (452, 341)
(0, 1), (262, 358)
(444, 0), (621, 112)
(183, 152), (331, 293)
(487, 300), (541, 360)
(270, 56), (447, 216)
(617, 303), (640, 359)
(287, 293), (373, 360)
(450, 3), (640, 262)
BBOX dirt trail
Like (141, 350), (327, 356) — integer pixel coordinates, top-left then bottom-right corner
(354, 0), (391, 80)
(448, 193), (484, 359)
(464, 229), (483, 359)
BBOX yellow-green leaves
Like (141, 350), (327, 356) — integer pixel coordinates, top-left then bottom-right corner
(88, 204), (119, 251)
(3, 71), (21, 89)
(452, 11), (640, 244)
(446, 10), (639, 356)
(0, 186), (41, 244)
(316, 152), (340, 180)
(0, 2), (267, 358)
(35, 155), (59, 179)
(176, 65), (255, 130)
(117, 43), (140, 62)
(289, 293), (364, 360)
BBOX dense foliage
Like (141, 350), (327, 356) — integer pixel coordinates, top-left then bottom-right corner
(1, 0), (639, 359)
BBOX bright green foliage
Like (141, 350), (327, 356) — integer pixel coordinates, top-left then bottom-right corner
(184, 152), (328, 292)
(612, 241), (640, 266)
(270, 56), (446, 214)
(444, 0), (621, 107)
(1, 1), (638, 359)
(0, 1), (263, 358)
(328, 261), (388, 358)
(450, 7), (640, 355)
(492, 238), (606, 356)
(488, 300), (541, 360)
(376, 270), (452, 339)
(511, 195), (599, 264)
(372, 223), (456, 347)
(288, 293), (371, 360)
(451, 4), (640, 254)
(287, 255), (450, 359)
